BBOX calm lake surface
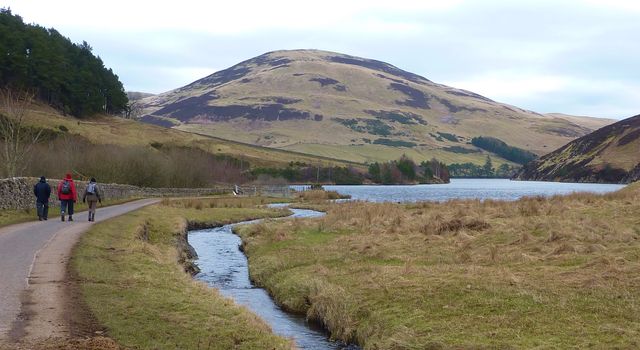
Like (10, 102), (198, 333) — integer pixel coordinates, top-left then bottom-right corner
(321, 179), (626, 202)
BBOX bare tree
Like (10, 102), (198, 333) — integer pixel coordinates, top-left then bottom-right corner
(123, 99), (146, 119)
(0, 89), (43, 177)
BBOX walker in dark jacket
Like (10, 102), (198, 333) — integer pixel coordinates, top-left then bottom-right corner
(33, 176), (51, 221)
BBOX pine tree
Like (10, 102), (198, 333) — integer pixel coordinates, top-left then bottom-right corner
(0, 9), (128, 117)
(483, 155), (494, 176)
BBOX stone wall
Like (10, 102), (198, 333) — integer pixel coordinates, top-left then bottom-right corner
(0, 177), (231, 210)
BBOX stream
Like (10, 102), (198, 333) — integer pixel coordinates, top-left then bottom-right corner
(189, 205), (358, 349)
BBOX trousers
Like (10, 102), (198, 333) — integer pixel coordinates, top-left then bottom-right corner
(36, 201), (49, 219)
(60, 200), (75, 215)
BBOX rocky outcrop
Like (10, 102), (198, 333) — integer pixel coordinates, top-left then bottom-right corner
(0, 177), (230, 210)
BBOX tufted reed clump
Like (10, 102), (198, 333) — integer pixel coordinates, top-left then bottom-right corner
(297, 189), (351, 202)
(235, 182), (640, 349)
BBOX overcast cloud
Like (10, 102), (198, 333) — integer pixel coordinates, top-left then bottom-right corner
(3, 0), (639, 118)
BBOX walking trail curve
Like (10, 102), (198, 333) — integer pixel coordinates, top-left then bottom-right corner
(0, 199), (159, 344)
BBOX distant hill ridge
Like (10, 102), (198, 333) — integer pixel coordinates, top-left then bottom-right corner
(140, 49), (614, 165)
(515, 114), (640, 183)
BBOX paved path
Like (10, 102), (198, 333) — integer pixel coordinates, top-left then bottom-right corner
(0, 199), (158, 341)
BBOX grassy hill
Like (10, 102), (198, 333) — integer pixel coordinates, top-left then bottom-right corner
(140, 49), (614, 166)
(3, 102), (364, 187)
(515, 114), (640, 183)
(19, 103), (359, 168)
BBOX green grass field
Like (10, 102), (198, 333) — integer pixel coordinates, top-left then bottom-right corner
(72, 197), (294, 349)
(280, 143), (516, 166)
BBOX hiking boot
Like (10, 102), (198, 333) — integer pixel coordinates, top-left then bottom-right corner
(61, 215), (65, 222)
(38, 216), (42, 221)
(68, 216), (73, 222)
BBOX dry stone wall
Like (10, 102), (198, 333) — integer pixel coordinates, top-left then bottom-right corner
(0, 177), (231, 210)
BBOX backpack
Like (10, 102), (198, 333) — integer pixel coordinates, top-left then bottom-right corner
(61, 180), (71, 195)
(87, 182), (96, 194)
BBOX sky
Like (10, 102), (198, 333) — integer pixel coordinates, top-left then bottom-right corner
(3, 0), (639, 119)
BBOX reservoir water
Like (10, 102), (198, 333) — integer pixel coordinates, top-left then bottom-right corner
(189, 207), (357, 350)
(322, 178), (626, 202)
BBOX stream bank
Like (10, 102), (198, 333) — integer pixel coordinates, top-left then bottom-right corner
(189, 207), (359, 350)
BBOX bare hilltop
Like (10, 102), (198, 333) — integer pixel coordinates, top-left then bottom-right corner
(140, 49), (613, 165)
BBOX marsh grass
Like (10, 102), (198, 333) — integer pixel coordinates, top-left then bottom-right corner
(72, 198), (294, 349)
(236, 183), (640, 348)
(297, 190), (350, 202)
(160, 196), (285, 210)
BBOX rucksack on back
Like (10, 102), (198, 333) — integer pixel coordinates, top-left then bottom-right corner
(87, 182), (96, 194)
(61, 180), (71, 195)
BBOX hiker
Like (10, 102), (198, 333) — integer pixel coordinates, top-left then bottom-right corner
(82, 177), (102, 222)
(57, 173), (78, 222)
(33, 176), (51, 221)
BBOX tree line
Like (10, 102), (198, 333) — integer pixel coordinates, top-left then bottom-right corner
(448, 156), (520, 178)
(471, 136), (537, 165)
(251, 156), (450, 185)
(252, 163), (365, 184)
(0, 8), (128, 117)
(368, 156), (450, 184)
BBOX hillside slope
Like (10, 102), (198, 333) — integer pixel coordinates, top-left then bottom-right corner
(515, 114), (640, 183)
(17, 103), (360, 169)
(140, 49), (613, 165)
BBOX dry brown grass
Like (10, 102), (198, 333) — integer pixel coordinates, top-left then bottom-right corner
(160, 196), (282, 209)
(296, 190), (349, 202)
(18, 102), (354, 169)
(237, 183), (640, 348)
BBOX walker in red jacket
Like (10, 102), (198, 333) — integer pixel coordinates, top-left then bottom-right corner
(57, 173), (78, 222)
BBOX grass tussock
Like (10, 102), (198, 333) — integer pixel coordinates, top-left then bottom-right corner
(236, 183), (640, 348)
(297, 190), (350, 201)
(72, 199), (294, 349)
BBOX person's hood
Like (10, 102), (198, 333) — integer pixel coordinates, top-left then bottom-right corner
(39, 176), (46, 182)
(64, 173), (73, 180)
